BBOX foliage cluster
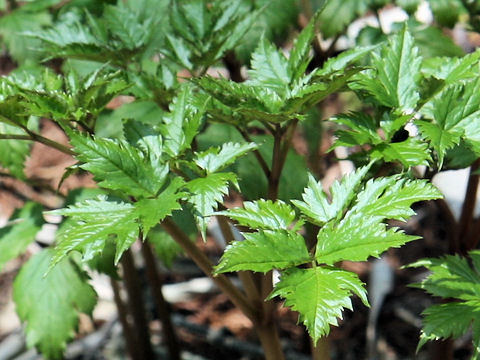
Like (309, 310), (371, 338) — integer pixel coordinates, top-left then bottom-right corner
(0, 1), (479, 359)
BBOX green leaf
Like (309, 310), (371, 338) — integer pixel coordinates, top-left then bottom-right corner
(286, 69), (361, 113)
(418, 302), (480, 351)
(316, 216), (417, 265)
(408, 253), (480, 300)
(185, 172), (238, 239)
(409, 22), (463, 58)
(0, 9), (52, 63)
(215, 229), (310, 273)
(354, 177), (442, 221)
(69, 131), (167, 198)
(50, 196), (139, 266)
(161, 85), (205, 158)
(397, 0), (421, 14)
(13, 249), (97, 360)
(315, 176), (441, 264)
(148, 207), (196, 268)
(418, 78), (480, 166)
(318, 0), (368, 38)
(370, 137), (432, 167)
(123, 119), (162, 159)
(0, 123), (31, 179)
(135, 178), (186, 236)
(315, 45), (378, 77)
(355, 27), (422, 111)
(331, 112), (382, 148)
(0, 202), (44, 272)
(292, 163), (372, 225)
(288, 14), (317, 82)
(427, 0), (465, 28)
(421, 50), (480, 84)
(268, 267), (368, 343)
(247, 38), (290, 94)
(216, 199), (298, 231)
(103, 3), (152, 50)
(409, 251), (480, 353)
(194, 142), (258, 174)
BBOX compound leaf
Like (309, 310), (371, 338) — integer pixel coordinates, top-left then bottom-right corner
(421, 50), (480, 84)
(194, 142), (257, 174)
(331, 112), (382, 148)
(50, 197), (139, 266)
(247, 38), (290, 95)
(215, 229), (310, 273)
(161, 85), (204, 158)
(268, 267), (368, 343)
(288, 15), (316, 82)
(409, 251), (480, 353)
(409, 253), (480, 301)
(216, 199), (297, 231)
(185, 172), (238, 239)
(316, 216), (418, 265)
(355, 27), (422, 111)
(13, 249), (96, 360)
(69, 131), (167, 198)
(418, 78), (480, 166)
(292, 163), (372, 225)
(135, 178), (186, 236)
(354, 177), (442, 221)
(418, 302), (480, 351)
(315, 176), (441, 264)
(370, 137), (431, 167)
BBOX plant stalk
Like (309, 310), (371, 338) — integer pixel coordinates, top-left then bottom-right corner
(121, 249), (155, 360)
(216, 215), (262, 304)
(140, 241), (181, 360)
(0, 131), (75, 156)
(458, 159), (480, 254)
(161, 217), (259, 322)
(111, 278), (141, 360)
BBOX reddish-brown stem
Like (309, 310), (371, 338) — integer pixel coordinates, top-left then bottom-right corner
(161, 217), (259, 322)
(458, 159), (480, 254)
(435, 198), (460, 254)
(110, 278), (141, 360)
(223, 50), (244, 83)
(466, 217), (480, 250)
(120, 250), (155, 360)
(236, 127), (271, 178)
(140, 242), (181, 360)
(216, 215), (262, 304)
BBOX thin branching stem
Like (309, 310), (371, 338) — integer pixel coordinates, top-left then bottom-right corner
(161, 217), (260, 323)
(140, 241), (181, 360)
(236, 126), (271, 178)
(216, 215), (262, 304)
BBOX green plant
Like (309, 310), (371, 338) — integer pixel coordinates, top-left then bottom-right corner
(1, 1), (480, 359)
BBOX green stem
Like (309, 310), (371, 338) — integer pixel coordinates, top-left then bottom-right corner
(0, 130), (75, 156)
